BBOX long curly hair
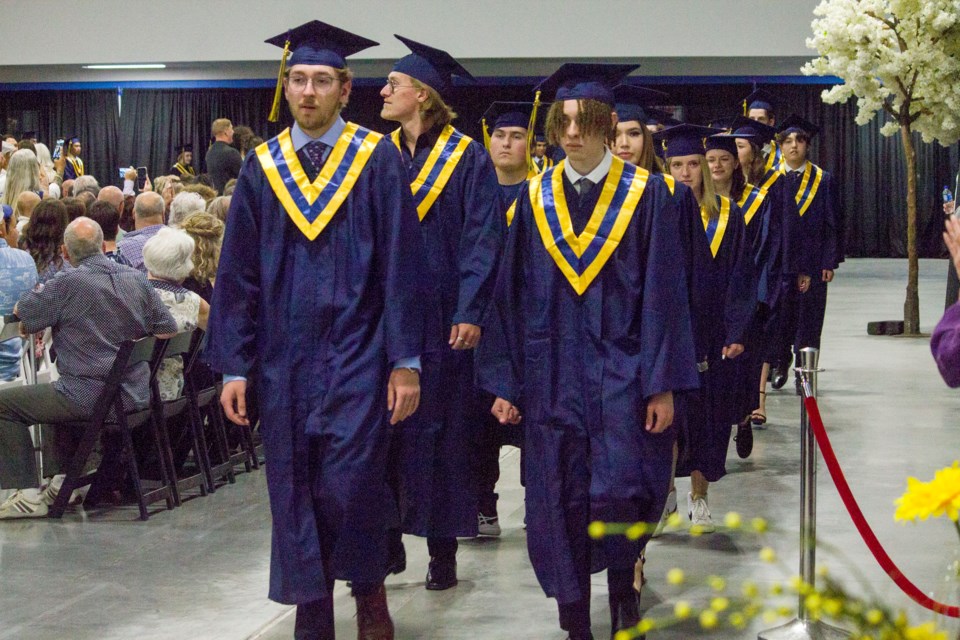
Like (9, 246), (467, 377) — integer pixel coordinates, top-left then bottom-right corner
(179, 212), (224, 284)
(22, 200), (68, 273)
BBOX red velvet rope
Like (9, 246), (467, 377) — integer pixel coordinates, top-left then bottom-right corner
(805, 396), (960, 618)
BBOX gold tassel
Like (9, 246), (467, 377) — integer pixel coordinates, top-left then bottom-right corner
(481, 118), (491, 151)
(526, 90), (541, 174)
(268, 38), (291, 123)
(742, 98), (747, 116)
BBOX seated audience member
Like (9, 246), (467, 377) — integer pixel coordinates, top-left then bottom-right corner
(14, 191), (40, 235)
(118, 194), (136, 234)
(61, 180), (74, 198)
(86, 201), (121, 261)
(143, 227), (209, 400)
(2, 149), (42, 208)
(206, 195), (231, 223)
(0, 217), (177, 519)
(34, 143), (61, 199)
(97, 186), (124, 215)
(183, 183), (217, 208)
(168, 191), (205, 227)
(0, 205), (38, 381)
(21, 199), (69, 284)
(195, 174), (216, 191)
(116, 192), (165, 272)
(60, 197), (86, 222)
(159, 176), (183, 216)
(222, 179), (237, 196)
(75, 191), (96, 210)
(179, 212), (224, 302)
(72, 175), (100, 198)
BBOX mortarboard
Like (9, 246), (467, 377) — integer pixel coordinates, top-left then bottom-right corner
(728, 115), (778, 145)
(644, 107), (682, 128)
(535, 63), (638, 107)
(392, 35), (475, 95)
(66, 134), (80, 144)
(177, 142), (194, 154)
(743, 88), (777, 116)
(481, 102), (534, 134)
(654, 123), (724, 158)
(705, 134), (750, 156)
(778, 114), (820, 138)
(534, 134), (547, 144)
(613, 84), (670, 125)
(265, 21), (378, 122)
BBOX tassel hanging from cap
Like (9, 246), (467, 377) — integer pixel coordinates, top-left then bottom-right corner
(742, 98), (747, 117)
(526, 89), (542, 175)
(268, 37), (291, 123)
(481, 118), (492, 151)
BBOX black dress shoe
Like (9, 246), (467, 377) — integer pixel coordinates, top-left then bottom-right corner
(387, 537), (406, 576)
(735, 417), (753, 459)
(565, 634), (594, 640)
(771, 364), (788, 389)
(610, 590), (641, 639)
(425, 556), (457, 590)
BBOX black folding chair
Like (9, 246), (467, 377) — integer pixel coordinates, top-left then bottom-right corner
(48, 336), (177, 520)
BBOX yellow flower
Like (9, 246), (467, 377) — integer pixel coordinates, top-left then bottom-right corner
(699, 610), (719, 629)
(729, 612), (746, 629)
(666, 512), (683, 528)
(865, 609), (884, 625)
(707, 575), (726, 592)
(895, 461), (960, 522)
(637, 619), (654, 634)
(751, 517), (769, 532)
(674, 601), (692, 619)
(823, 598), (843, 616)
(588, 521), (607, 539)
(742, 581), (760, 598)
(625, 523), (646, 540)
(724, 512), (742, 529)
(759, 547), (777, 563)
(666, 568), (685, 585)
(710, 597), (730, 612)
(905, 621), (948, 640)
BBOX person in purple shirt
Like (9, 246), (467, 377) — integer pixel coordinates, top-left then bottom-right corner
(932, 215), (960, 386)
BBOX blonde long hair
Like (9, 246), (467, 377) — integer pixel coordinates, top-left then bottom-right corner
(2, 149), (40, 207)
(179, 212), (224, 284)
(667, 154), (719, 219)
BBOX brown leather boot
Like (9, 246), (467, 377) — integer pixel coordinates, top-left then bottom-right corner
(355, 583), (394, 640)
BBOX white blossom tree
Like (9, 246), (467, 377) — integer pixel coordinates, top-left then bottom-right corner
(803, 0), (960, 334)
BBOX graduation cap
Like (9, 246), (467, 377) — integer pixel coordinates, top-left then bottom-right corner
(177, 142), (194, 154)
(481, 102), (534, 134)
(705, 133), (750, 156)
(728, 115), (778, 145)
(613, 84), (670, 125)
(654, 123), (724, 158)
(708, 115), (739, 131)
(265, 21), (379, 122)
(392, 35), (475, 95)
(534, 134), (547, 144)
(644, 107), (682, 128)
(535, 63), (638, 106)
(66, 134), (80, 144)
(743, 88), (777, 116)
(778, 114), (820, 139)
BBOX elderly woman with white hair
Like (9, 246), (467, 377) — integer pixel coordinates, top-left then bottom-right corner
(142, 226), (209, 400)
(167, 191), (206, 228)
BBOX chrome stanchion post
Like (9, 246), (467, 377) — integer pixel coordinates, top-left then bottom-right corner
(758, 348), (850, 640)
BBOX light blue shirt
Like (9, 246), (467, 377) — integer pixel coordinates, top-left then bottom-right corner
(0, 239), (38, 380)
(225, 118), (420, 383)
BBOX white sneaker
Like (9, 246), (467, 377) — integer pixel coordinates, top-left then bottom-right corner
(478, 512), (501, 537)
(652, 488), (678, 538)
(687, 492), (715, 533)
(0, 489), (48, 520)
(40, 475), (86, 507)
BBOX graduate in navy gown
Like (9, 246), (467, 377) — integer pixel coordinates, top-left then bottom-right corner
(658, 125), (754, 534)
(481, 63), (698, 640)
(206, 21), (425, 640)
(60, 135), (84, 180)
(776, 115), (842, 380)
(379, 36), (503, 592)
(610, 84), (670, 175)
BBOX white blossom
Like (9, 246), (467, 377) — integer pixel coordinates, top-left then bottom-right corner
(802, 0), (960, 145)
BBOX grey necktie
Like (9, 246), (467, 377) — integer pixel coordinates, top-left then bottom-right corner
(577, 178), (594, 209)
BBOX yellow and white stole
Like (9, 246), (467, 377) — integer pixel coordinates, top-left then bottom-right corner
(256, 123), (381, 240)
(528, 157), (648, 295)
(391, 125), (471, 221)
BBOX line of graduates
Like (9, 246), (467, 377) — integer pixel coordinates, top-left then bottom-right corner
(204, 19), (842, 640)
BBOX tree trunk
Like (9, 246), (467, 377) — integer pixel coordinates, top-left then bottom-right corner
(900, 122), (920, 334)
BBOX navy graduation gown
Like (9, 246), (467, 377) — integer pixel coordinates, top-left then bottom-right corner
(480, 165), (697, 604)
(205, 127), (426, 604)
(675, 196), (755, 482)
(392, 127), (503, 539)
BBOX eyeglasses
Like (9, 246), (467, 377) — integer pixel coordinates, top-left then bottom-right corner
(287, 75), (337, 92)
(384, 79), (417, 95)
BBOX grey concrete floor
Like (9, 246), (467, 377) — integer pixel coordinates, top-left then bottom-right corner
(1, 258), (958, 639)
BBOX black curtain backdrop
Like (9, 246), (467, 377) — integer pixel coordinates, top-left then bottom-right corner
(3, 81), (957, 258)
(0, 89), (121, 188)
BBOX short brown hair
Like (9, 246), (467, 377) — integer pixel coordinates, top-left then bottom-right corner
(211, 118), (233, 137)
(545, 99), (616, 148)
(411, 79), (457, 129)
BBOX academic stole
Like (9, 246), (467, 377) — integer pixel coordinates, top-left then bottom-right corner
(793, 163), (823, 217)
(759, 142), (784, 191)
(67, 157), (84, 177)
(534, 156), (555, 174)
(529, 157), (648, 295)
(737, 184), (768, 226)
(174, 163), (195, 176)
(256, 123), (381, 240)
(701, 195), (732, 258)
(391, 125), (471, 220)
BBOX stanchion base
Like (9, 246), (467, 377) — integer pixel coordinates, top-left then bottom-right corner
(758, 618), (852, 640)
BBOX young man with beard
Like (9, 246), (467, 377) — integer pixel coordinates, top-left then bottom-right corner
(379, 35), (502, 592)
(207, 21), (426, 640)
(482, 64), (698, 640)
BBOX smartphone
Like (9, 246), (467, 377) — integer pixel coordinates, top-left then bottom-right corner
(136, 167), (147, 191)
(52, 139), (64, 160)
(118, 168), (126, 181)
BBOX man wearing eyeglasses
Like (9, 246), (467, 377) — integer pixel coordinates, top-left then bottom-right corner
(207, 21), (426, 640)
